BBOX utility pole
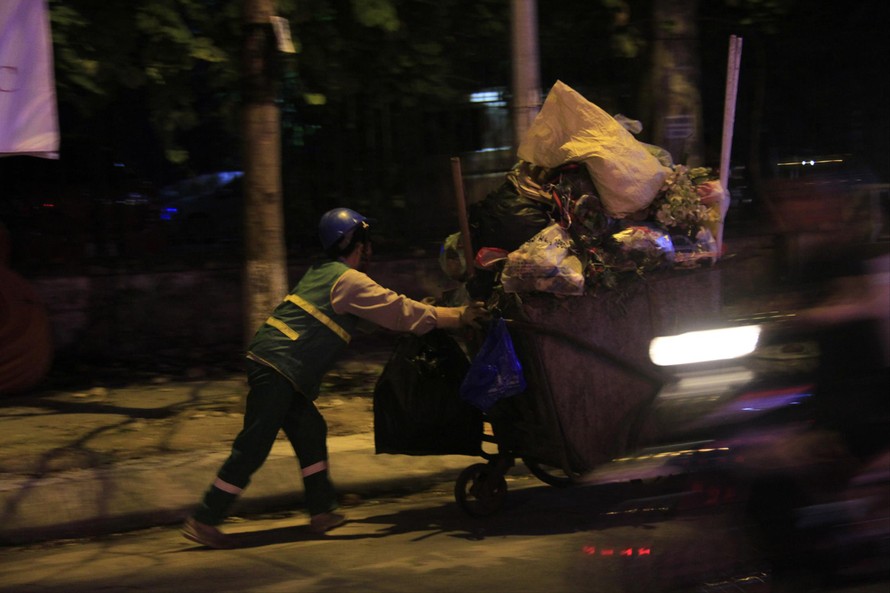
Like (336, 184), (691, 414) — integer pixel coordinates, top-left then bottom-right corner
(510, 0), (541, 150)
(241, 0), (288, 346)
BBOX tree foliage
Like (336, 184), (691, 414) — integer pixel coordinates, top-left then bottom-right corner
(47, 0), (513, 174)
(46, 0), (887, 180)
(292, 0), (510, 108)
(49, 0), (241, 168)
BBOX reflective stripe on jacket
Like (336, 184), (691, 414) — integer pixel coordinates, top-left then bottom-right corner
(246, 260), (359, 399)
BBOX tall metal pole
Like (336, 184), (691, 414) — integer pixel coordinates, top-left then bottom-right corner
(510, 0), (541, 150)
(242, 0), (288, 346)
(717, 35), (743, 256)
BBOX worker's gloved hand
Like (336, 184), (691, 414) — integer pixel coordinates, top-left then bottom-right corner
(459, 301), (491, 330)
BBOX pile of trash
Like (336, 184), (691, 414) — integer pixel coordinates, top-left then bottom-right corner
(448, 81), (727, 298)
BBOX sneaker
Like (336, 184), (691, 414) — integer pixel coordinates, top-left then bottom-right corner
(309, 512), (346, 534)
(181, 516), (233, 549)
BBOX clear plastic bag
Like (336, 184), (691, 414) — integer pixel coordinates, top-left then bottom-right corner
(501, 223), (585, 296)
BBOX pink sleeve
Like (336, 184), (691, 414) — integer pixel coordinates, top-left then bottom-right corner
(330, 269), (462, 334)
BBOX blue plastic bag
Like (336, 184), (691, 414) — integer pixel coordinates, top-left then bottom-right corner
(459, 318), (526, 412)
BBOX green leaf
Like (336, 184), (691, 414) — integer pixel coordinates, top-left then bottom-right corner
(165, 148), (190, 165)
(351, 0), (400, 32)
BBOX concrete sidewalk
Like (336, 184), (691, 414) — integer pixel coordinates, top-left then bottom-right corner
(0, 341), (477, 545)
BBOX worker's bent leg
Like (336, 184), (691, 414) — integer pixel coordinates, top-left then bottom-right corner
(193, 362), (294, 525)
(282, 399), (337, 516)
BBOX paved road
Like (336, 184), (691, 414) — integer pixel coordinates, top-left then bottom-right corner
(0, 473), (763, 593)
(3, 472), (886, 593)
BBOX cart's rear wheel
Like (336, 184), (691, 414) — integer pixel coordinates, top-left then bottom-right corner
(523, 458), (577, 488)
(454, 463), (508, 517)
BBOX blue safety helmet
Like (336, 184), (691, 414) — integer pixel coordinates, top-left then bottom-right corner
(318, 207), (371, 251)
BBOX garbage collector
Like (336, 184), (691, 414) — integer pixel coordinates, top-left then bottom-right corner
(183, 207), (489, 548)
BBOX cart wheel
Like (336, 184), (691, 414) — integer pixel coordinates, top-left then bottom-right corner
(454, 463), (508, 517)
(523, 458), (577, 489)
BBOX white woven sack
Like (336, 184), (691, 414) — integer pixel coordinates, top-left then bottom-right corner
(518, 80), (669, 218)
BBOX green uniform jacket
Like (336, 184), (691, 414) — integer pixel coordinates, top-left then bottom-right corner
(246, 260), (359, 400)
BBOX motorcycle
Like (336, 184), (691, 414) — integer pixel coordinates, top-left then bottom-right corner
(582, 310), (890, 589)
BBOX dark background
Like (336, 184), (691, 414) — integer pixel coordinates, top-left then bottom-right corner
(1, 0), (887, 275)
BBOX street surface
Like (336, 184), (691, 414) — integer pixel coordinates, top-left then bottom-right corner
(0, 473), (728, 593)
(6, 469), (882, 593)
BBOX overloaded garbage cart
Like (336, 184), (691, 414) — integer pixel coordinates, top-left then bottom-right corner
(372, 267), (722, 517)
(451, 267), (722, 516)
(373, 81), (730, 516)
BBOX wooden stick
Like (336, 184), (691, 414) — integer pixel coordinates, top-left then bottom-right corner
(451, 156), (476, 279)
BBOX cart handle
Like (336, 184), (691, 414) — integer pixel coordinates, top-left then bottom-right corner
(501, 318), (669, 387)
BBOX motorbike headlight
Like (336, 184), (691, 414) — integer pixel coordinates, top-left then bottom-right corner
(649, 325), (761, 366)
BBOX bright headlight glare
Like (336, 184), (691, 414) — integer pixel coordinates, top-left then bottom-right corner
(649, 325), (761, 366)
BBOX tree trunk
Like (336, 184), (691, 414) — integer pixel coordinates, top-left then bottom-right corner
(241, 0), (288, 347)
(650, 0), (704, 167)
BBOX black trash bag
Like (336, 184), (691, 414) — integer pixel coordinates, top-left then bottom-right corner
(468, 181), (552, 254)
(373, 329), (483, 456)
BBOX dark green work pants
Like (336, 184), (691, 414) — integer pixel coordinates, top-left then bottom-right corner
(193, 360), (337, 525)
